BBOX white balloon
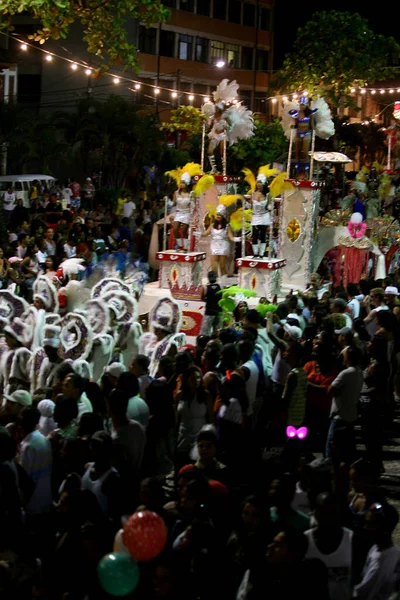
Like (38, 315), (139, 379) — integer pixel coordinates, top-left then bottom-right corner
(350, 212), (363, 224)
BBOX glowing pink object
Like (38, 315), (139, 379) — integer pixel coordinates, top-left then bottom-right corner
(286, 426), (308, 439)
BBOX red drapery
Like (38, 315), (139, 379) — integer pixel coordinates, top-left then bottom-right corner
(334, 245), (370, 287)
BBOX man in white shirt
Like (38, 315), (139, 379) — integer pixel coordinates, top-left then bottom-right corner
(123, 196), (136, 219)
(243, 309), (274, 379)
(62, 372), (93, 421)
(63, 235), (77, 259)
(326, 346), (363, 459)
(3, 186), (16, 224)
(347, 283), (361, 319)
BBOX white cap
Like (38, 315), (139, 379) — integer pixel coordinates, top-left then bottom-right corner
(384, 286), (399, 296)
(283, 323), (302, 341)
(180, 172), (191, 185)
(216, 204), (227, 216)
(4, 390), (32, 407)
(256, 173), (267, 184)
(104, 362), (127, 379)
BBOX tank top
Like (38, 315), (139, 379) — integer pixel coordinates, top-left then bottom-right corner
(176, 195), (191, 213)
(305, 527), (353, 600)
(241, 359), (259, 415)
(81, 462), (117, 514)
(287, 367), (308, 427)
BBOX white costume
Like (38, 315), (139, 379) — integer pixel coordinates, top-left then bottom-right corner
(174, 194), (192, 226)
(211, 226), (231, 256)
(251, 196), (271, 226)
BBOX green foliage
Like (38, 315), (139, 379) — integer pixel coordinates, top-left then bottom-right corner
(270, 11), (400, 108)
(0, 0), (170, 70)
(228, 119), (288, 173)
(161, 106), (206, 136)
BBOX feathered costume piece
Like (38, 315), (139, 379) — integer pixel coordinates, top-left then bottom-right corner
(224, 103), (255, 146)
(165, 162), (203, 188)
(212, 79), (240, 104)
(218, 194), (242, 207)
(217, 286), (256, 315)
(258, 164), (279, 181)
(242, 167), (256, 193)
(269, 172), (294, 198)
(230, 208), (252, 232)
(255, 303), (278, 318)
(194, 175), (215, 197)
(281, 96), (334, 140)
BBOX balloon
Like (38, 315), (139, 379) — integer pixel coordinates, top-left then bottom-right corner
(123, 510), (167, 562)
(350, 212), (363, 224)
(97, 552), (139, 597)
(113, 528), (129, 554)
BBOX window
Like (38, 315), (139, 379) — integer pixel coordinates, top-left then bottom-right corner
(243, 2), (255, 27)
(139, 26), (157, 55)
(162, 0), (176, 7)
(179, 0), (194, 10)
(195, 37), (208, 63)
(257, 49), (268, 71)
(196, 0), (211, 16)
(179, 34), (193, 60)
(259, 8), (270, 30)
(160, 30), (175, 57)
(226, 43), (239, 68)
(210, 40), (225, 64)
(241, 46), (253, 70)
(213, 0), (226, 20)
(228, 0), (241, 23)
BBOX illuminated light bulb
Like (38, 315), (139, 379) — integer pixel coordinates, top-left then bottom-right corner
(282, 96), (288, 101)
(350, 87), (355, 93)
(360, 88), (366, 94)
(154, 88), (160, 94)
(371, 89), (376, 94)
(20, 43), (27, 51)
(271, 98), (277, 103)
(390, 89), (394, 93)
(85, 69), (92, 75)
(303, 90), (308, 96)
(216, 60), (225, 68)
(71, 63), (78, 70)
(113, 77), (120, 84)
(397, 89), (400, 93)
(188, 94), (194, 101)
(292, 93), (298, 99)
(45, 54), (53, 62)
(134, 83), (141, 90)
(204, 96), (210, 102)
(380, 89), (385, 94)
(171, 91), (177, 98)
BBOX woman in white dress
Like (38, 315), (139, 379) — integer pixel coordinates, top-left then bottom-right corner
(249, 173), (272, 258)
(201, 204), (235, 286)
(171, 173), (194, 252)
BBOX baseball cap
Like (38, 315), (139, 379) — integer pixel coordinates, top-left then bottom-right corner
(104, 362), (127, 379)
(4, 390), (32, 407)
(384, 286), (399, 296)
(334, 326), (354, 337)
(286, 313), (300, 325)
(283, 324), (302, 341)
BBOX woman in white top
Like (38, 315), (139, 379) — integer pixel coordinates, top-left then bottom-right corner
(171, 178), (194, 252)
(202, 204), (235, 286)
(248, 175), (272, 258)
(363, 288), (389, 337)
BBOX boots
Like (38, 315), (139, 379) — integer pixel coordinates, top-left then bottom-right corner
(259, 243), (266, 258)
(177, 238), (184, 252)
(209, 155), (218, 174)
(252, 243), (259, 258)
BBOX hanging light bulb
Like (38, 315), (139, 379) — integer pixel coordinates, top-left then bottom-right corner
(389, 89), (394, 94)
(20, 43), (27, 51)
(171, 91), (177, 98)
(85, 69), (92, 76)
(113, 77), (120, 84)
(71, 63), (78, 70)
(292, 93), (298, 99)
(204, 96), (210, 102)
(154, 88), (160, 95)
(380, 89), (385, 94)
(271, 98), (277, 103)
(45, 54), (53, 62)
(282, 96), (288, 101)
(360, 88), (366, 94)
(371, 89), (376, 94)
(188, 94), (194, 101)
(350, 88), (356, 93)
(134, 83), (141, 90)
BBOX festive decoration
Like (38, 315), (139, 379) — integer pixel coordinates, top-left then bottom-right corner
(242, 167), (256, 193)
(394, 101), (400, 120)
(123, 510), (167, 562)
(165, 162), (203, 188)
(269, 172), (293, 198)
(193, 174), (215, 197)
(97, 553), (139, 597)
(348, 213), (367, 238)
(113, 529), (130, 555)
(287, 218), (301, 242)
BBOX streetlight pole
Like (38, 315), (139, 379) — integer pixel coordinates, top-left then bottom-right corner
(252, 0), (260, 113)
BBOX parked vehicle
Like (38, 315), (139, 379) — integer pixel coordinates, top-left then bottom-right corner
(0, 174), (56, 207)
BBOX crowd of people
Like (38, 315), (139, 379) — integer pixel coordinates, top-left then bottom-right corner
(1, 175), (400, 599)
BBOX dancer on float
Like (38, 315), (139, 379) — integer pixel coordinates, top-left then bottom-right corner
(201, 202), (236, 288)
(165, 163), (203, 253)
(242, 164), (278, 259)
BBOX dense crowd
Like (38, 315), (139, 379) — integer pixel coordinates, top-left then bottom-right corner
(1, 176), (400, 599)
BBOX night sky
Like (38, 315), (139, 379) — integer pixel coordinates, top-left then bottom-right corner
(273, 2), (400, 69)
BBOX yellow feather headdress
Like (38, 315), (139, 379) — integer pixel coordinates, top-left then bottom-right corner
(242, 167), (256, 193)
(258, 164), (279, 180)
(165, 162), (203, 188)
(230, 208), (252, 231)
(269, 172), (294, 198)
(218, 194), (242, 207)
(194, 175), (215, 197)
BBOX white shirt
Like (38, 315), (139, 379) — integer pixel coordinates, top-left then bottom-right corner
(241, 359), (259, 415)
(354, 544), (400, 600)
(20, 430), (52, 514)
(3, 191), (16, 210)
(330, 366), (364, 422)
(219, 397), (242, 425)
(347, 298), (360, 319)
(62, 187), (72, 202)
(123, 201), (136, 219)
(63, 243), (76, 258)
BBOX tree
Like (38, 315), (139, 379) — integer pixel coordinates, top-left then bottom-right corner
(161, 105), (206, 138)
(0, 0), (170, 70)
(228, 119), (288, 175)
(270, 11), (400, 109)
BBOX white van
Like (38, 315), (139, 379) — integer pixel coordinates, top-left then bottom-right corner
(0, 174), (56, 208)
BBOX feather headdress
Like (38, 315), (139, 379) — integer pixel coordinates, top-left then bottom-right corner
(217, 286), (256, 315)
(218, 194), (242, 207)
(269, 172), (294, 198)
(194, 174), (215, 197)
(165, 162), (203, 188)
(242, 167), (256, 193)
(258, 164), (279, 181)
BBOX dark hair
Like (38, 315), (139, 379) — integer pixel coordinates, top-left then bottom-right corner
(21, 407), (40, 433)
(218, 327), (238, 345)
(234, 301), (248, 323)
(213, 215), (227, 229)
(346, 346), (362, 366)
(108, 388), (129, 417)
(346, 283), (359, 297)
(181, 366), (207, 404)
(54, 396), (79, 428)
(244, 309), (260, 325)
(133, 354), (151, 373)
(352, 318), (370, 342)
(220, 343), (239, 369)
(77, 412), (104, 437)
(208, 270), (217, 283)
(203, 349), (220, 370)
(65, 372), (86, 394)
(116, 372), (140, 398)
(85, 381), (106, 416)
(238, 339), (254, 361)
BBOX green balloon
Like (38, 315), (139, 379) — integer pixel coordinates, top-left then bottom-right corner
(98, 552), (140, 597)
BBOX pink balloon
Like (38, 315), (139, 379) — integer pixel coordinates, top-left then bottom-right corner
(123, 510), (167, 562)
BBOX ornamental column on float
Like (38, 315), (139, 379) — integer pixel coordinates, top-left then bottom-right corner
(278, 96), (337, 292)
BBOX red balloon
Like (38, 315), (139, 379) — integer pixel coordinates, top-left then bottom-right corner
(122, 510), (167, 562)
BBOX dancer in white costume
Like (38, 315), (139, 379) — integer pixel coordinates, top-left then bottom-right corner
(201, 203), (235, 287)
